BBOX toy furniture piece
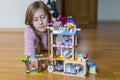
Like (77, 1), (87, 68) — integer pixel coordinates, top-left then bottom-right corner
(47, 17), (88, 77)
(86, 61), (97, 74)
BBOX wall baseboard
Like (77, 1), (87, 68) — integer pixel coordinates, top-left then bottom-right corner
(98, 20), (120, 24)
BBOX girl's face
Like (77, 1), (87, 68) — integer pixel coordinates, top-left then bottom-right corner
(32, 8), (49, 32)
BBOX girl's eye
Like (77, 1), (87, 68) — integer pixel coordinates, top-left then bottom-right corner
(33, 18), (38, 21)
(41, 15), (46, 19)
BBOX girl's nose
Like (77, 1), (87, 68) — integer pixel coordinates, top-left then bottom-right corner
(38, 18), (43, 25)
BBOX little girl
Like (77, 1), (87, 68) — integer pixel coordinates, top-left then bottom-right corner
(24, 0), (66, 72)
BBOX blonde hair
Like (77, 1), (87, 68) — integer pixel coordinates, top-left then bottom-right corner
(25, 1), (52, 54)
(25, 1), (51, 25)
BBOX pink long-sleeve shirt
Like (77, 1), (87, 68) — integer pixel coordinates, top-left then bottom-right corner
(24, 26), (48, 55)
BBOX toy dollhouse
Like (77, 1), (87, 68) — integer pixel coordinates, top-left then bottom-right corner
(47, 16), (90, 77)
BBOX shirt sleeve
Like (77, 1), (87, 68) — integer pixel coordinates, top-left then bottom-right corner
(24, 27), (35, 56)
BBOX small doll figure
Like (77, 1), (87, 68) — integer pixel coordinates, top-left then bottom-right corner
(54, 48), (61, 57)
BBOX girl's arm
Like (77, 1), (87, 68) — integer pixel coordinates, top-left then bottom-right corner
(24, 27), (36, 56)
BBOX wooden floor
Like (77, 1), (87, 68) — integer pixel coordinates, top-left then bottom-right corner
(0, 23), (120, 80)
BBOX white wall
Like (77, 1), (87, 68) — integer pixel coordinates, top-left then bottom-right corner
(98, 0), (120, 21)
(0, 0), (48, 28)
(2, 0), (120, 28)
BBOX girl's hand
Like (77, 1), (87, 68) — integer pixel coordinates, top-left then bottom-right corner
(29, 58), (38, 70)
(29, 54), (38, 70)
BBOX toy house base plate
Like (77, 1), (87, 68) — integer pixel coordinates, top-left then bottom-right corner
(50, 71), (86, 77)
(24, 72), (42, 76)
